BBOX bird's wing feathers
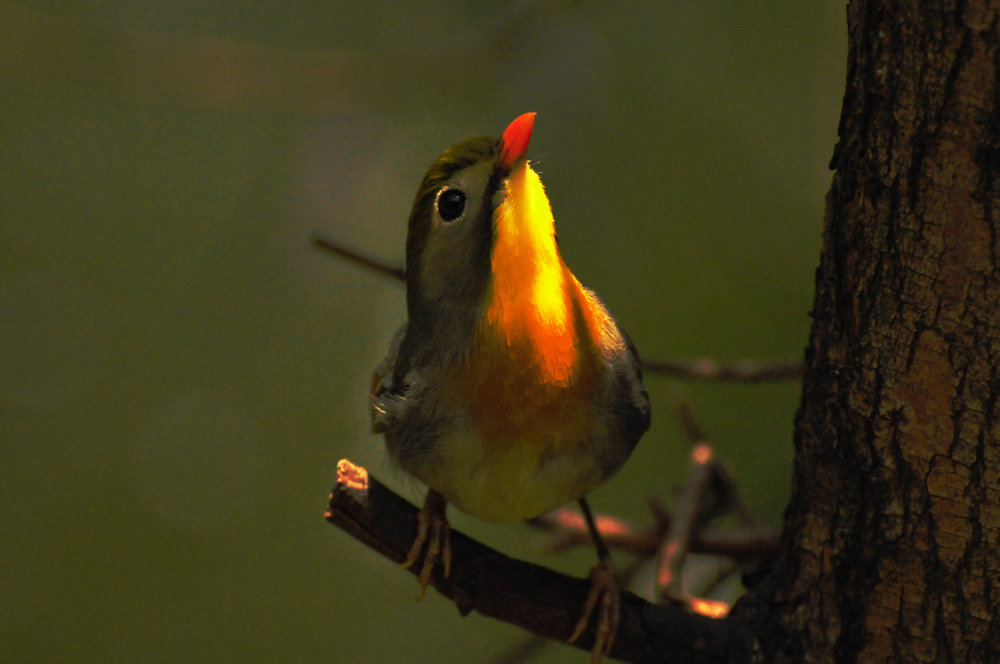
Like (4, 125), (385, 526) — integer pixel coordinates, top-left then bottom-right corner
(610, 328), (652, 452)
(370, 323), (408, 434)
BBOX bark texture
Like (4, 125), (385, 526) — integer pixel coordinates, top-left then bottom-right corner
(735, 1), (1000, 662)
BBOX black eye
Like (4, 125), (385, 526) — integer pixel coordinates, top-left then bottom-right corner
(436, 188), (466, 223)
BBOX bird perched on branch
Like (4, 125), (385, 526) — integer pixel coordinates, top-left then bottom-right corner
(371, 113), (650, 662)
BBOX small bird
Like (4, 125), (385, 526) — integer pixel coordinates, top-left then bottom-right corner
(371, 113), (650, 662)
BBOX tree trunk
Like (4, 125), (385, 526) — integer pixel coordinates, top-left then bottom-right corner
(734, 1), (1000, 662)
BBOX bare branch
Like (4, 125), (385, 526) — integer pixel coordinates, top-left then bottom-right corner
(642, 357), (804, 382)
(673, 402), (758, 527)
(529, 509), (779, 559)
(312, 236), (405, 281)
(326, 459), (729, 664)
(656, 446), (715, 601)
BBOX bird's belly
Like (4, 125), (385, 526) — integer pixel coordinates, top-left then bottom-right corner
(413, 420), (605, 522)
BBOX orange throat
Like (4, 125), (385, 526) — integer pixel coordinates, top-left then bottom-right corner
(487, 164), (580, 385)
(454, 163), (610, 452)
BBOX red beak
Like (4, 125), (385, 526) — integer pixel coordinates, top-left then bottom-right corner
(498, 112), (536, 171)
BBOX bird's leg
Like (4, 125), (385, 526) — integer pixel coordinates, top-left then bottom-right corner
(401, 489), (452, 599)
(568, 497), (621, 664)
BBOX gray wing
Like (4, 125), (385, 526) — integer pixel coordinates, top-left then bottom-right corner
(369, 322), (450, 474)
(370, 323), (408, 434)
(613, 328), (652, 451)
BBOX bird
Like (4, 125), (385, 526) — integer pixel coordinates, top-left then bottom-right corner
(370, 113), (650, 662)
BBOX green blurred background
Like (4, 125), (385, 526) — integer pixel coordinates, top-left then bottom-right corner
(0, 1), (843, 661)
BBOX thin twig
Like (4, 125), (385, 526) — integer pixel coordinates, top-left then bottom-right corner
(326, 459), (729, 664)
(656, 402), (767, 605)
(643, 357), (804, 382)
(673, 402), (758, 527)
(312, 235), (405, 280)
(656, 446), (715, 602)
(529, 510), (778, 559)
(675, 402), (709, 445)
(528, 508), (653, 553)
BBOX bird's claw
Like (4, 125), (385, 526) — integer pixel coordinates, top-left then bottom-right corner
(568, 557), (621, 664)
(401, 491), (451, 599)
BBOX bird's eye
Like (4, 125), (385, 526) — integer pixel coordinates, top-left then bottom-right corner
(436, 188), (467, 223)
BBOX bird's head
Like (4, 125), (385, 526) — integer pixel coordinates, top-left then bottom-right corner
(404, 113), (566, 352)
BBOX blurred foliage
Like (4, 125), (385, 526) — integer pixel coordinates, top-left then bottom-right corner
(0, 1), (844, 662)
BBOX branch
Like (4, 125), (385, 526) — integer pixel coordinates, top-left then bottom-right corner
(528, 508), (779, 559)
(673, 402), (758, 528)
(312, 236), (405, 280)
(487, 553), (654, 664)
(656, 445), (715, 601)
(641, 357), (804, 382)
(326, 459), (730, 664)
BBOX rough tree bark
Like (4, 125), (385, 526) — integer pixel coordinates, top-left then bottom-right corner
(733, 1), (1000, 662)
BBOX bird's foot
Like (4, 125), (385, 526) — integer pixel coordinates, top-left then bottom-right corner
(568, 556), (621, 664)
(401, 490), (451, 599)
